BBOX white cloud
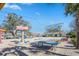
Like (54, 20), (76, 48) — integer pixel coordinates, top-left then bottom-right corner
(4, 4), (22, 10)
(35, 12), (40, 16)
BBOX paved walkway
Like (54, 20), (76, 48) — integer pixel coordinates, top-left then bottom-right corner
(0, 39), (79, 56)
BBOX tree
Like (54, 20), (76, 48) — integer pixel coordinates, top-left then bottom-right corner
(46, 23), (62, 33)
(70, 20), (76, 31)
(45, 23), (62, 37)
(66, 31), (76, 38)
(2, 13), (31, 37)
(65, 3), (79, 48)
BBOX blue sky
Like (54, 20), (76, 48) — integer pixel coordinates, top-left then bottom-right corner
(0, 3), (74, 33)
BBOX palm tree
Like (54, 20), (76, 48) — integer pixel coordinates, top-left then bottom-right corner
(65, 3), (79, 48)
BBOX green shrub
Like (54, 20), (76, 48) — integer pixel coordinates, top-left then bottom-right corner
(71, 38), (77, 47)
(66, 31), (76, 38)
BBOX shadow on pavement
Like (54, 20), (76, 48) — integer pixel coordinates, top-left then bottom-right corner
(56, 47), (76, 50)
(45, 51), (69, 56)
(0, 47), (28, 56)
(11, 41), (19, 44)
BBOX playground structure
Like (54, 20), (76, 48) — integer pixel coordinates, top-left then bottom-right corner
(0, 29), (6, 43)
(16, 26), (29, 44)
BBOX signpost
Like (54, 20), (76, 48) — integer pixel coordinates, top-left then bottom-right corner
(16, 26), (29, 44)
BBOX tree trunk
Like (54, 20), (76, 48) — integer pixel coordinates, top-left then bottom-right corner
(10, 30), (16, 38)
(76, 14), (79, 49)
(76, 32), (79, 48)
